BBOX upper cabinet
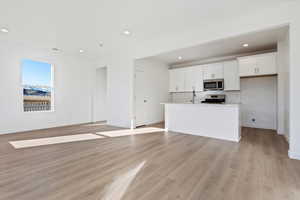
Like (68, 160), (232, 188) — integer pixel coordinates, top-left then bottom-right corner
(203, 63), (224, 80)
(238, 52), (277, 77)
(169, 68), (186, 92)
(185, 66), (204, 92)
(223, 60), (240, 91)
(169, 52), (277, 93)
(169, 66), (204, 92)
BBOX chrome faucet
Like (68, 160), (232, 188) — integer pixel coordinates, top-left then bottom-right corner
(192, 89), (196, 104)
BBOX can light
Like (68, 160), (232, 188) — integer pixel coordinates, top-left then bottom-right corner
(1, 28), (9, 33)
(123, 30), (131, 35)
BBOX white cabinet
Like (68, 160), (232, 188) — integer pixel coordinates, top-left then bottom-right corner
(203, 63), (224, 80)
(169, 68), (185, 92)
(169, 52), (277, 93)
(238, 57), (257, 77)
(185, 66), (204, 92)
(256, 53), (277, 75)
(238, 52), (277, 77)
(169, 67), (203, 93)
(224, 60), (240, 91)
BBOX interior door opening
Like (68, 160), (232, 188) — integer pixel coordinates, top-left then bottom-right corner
(135, 67), (148, 127)
(93, 67), (107, 123)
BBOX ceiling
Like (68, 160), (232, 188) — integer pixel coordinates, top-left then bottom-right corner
(150, 26), (288, 66)
(0, 0), (289, 59)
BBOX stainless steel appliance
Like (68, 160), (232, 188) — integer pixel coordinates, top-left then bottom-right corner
(201, 94), (226, 104)
(203, 79), (224, 91)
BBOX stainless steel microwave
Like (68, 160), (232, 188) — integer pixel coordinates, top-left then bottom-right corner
(203, 79), (224, 91)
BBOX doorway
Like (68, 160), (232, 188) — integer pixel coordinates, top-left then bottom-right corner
(135, 67), (148, 127)
(93, 67), (107, 122)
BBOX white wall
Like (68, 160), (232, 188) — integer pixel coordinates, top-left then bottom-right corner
(240, 77), (277, 130)
(134, 59), (170, 126)
(289, 14), (300, 159)
(93, 67), (107, 122)
(0, 42), (95, 134)
(106, 50), (135, 128)
(277, 31), (290, 141)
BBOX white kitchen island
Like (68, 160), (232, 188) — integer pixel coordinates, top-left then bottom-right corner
(163, 103), (241, 142)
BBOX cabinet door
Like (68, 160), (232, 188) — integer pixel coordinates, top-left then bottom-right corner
(169, 68), (185, 92)
(238, 52), (277, 77)
(176, 68), (186, 92)
(224, 60), (240, 91)
(203, 63), (224, 80)
(169, 70), (177, 92)
(185, 66), (203, 92)
(238, 57), (257, 77)
(194, 67), (204, 92)
(184, 67), (195, 92)
(256, 53), (277, 75)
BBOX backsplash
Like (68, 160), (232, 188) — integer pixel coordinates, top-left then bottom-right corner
(171, 91), (241, 104)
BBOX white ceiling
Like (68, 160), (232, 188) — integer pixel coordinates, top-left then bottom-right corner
(0, 0), (289, 59)
(150, 26), (288, 66)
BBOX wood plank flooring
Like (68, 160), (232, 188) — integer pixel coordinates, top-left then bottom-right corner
(1, 123), (300, 200)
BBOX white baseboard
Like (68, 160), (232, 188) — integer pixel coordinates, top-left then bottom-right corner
(0, 120), (92, 136)
(288, 151), (300, 160)
(237, 135), (242, 142)
(284, 134), (289, 143)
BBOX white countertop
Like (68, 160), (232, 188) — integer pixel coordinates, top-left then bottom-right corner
(161, 102), (240, 107)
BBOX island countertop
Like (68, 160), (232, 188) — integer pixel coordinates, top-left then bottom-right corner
(161, 102), (240, 107)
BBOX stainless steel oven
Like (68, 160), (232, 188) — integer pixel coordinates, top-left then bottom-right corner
(203, 79), (224, 91)
(201, 94), (226, 104)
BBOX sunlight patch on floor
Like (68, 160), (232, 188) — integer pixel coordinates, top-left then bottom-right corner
(9, 127), (165, 149)
(9, 133), (104, 149)
(102, 161), (146, 200)
(96, 127), (165, 137)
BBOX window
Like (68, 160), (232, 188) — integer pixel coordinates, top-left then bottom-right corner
(22, 59), (53, 112)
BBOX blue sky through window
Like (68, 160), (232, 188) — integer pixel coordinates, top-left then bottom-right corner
(22, 59), (52, 86)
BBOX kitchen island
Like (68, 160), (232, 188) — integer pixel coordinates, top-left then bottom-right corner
(162, 103), (241, 142)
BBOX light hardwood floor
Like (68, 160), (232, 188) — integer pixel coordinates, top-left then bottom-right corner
(1, 123), (300, 200)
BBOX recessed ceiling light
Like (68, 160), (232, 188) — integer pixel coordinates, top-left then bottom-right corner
(79, 49), (84, 53)
(1, 28), (9, 33)
(123, 30), (131, 35)
(98, 42), (104, 47)
(178, 56), (183, 60)
(243, 43), (249, 47)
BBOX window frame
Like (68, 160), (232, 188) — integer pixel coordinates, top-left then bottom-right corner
(20, 58), (55, 113)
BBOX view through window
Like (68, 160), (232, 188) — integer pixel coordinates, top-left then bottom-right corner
(22, 59), (53, 112)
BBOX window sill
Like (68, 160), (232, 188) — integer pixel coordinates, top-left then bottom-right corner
(23, 110), (55, 114)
